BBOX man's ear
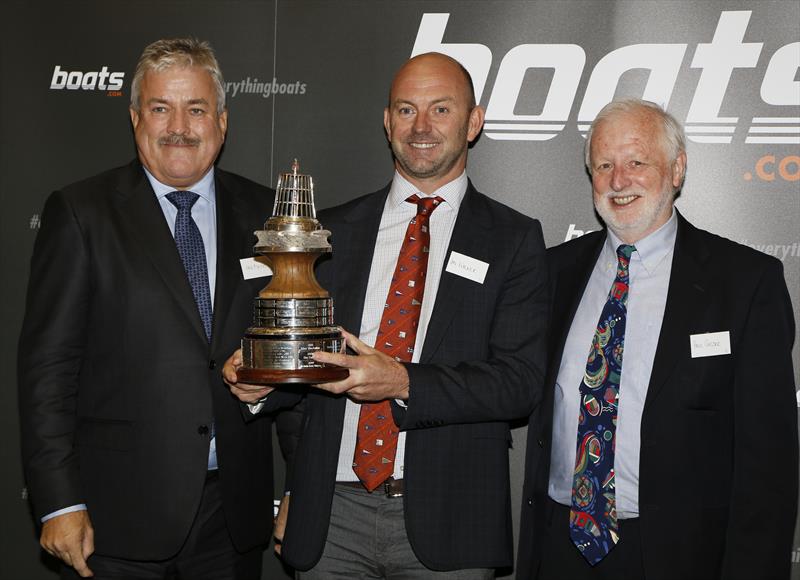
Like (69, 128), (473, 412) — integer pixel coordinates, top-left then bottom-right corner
(383, 107), (392, 141)
(467, 105), (485, 142)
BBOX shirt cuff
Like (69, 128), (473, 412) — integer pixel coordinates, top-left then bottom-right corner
(42, 504), (87, 523)
(247, 392), (273, 414)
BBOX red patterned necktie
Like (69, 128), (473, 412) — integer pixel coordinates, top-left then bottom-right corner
(352, 194), (444, 491)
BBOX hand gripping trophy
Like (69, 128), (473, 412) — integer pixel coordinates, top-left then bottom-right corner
(237, 160), (348, 384)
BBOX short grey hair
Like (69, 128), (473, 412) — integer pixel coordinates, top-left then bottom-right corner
(130, 38), (226, 115)
(584, 98), (686, 187)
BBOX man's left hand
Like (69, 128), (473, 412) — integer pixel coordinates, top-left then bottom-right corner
(222, 348), (275, 403)
(311, 330), (409, 401)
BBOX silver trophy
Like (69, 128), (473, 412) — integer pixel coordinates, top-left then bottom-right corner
(237, 160), (348, 384)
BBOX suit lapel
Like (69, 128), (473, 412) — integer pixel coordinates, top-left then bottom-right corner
(420, 183), (493, 361)
(644, 213), (711, 408)
(548, 235), (605, 380)
(211, 171), (247, 350)
(116, 161), (209, 346)
(319, 187), (388, 430)
(332, 188), (388, 334)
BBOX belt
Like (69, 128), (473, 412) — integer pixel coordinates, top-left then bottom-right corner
(337, 477), (404, 498)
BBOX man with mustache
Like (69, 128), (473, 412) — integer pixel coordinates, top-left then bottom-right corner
(516, 98), (797, 580)
(18, 38), (294, 579)
(226, 52), (548, 578)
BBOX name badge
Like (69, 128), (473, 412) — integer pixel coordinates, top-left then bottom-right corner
(445, 251), (489, 284)
(690, 331), (731, 358)
(240, 257), (272, 280)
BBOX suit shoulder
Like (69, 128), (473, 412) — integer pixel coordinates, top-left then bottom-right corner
(57, 163), (132, 200)
(471, 188), (540, 230)
(687, 222), (785, 274)
(216, 167), (274, 199)
(317, 187), (388, 224)
(216, 167), (271, 193)
(547, 229), (604, 259)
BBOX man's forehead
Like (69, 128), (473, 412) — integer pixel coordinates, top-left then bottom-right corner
(599, 108), (659, 132)
(390, 93), (456, 106)
(140, 67), (217, 100)
(391, 57), (468, 94)
(389, 81), (466, 110)
(143, 65), (212, 85)
(594, 114), (661, 145)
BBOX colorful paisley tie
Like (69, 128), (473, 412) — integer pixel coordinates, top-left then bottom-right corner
(569, 244), (635, 565)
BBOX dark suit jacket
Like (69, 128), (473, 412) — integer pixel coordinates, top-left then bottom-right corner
(280, 181), (548, 571)
(518, 212), (798, 580)
(18, 160), (295, 560)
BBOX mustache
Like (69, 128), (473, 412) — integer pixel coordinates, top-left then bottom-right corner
(158, 134), (201, 147)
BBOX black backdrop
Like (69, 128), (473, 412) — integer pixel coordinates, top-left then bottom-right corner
(3, 2), (798, 578)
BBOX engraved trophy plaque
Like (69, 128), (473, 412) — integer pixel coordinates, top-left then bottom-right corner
(237, 160), (348, 384)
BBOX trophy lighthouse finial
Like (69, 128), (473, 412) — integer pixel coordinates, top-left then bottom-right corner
(272, 158), (316, 220)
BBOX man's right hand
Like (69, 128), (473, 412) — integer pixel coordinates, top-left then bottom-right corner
(274, 495), (290, 556)
(222, 348), (275, 403)
(41, 510), (95, 577)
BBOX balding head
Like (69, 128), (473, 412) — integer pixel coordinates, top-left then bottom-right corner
(389, 52), (476, 109)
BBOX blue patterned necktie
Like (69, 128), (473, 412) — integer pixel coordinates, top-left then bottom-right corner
(570, 243), (636, 565)
(166, 191), (216, 470)
(166, 191), (213, 342)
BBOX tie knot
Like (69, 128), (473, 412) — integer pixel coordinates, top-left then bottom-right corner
(406, 194), (444, 216)
(616, 244), (636, 268)
(166, 190), (200, 211)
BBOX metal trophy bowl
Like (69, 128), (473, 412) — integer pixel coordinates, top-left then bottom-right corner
(237, 160), (348, 384)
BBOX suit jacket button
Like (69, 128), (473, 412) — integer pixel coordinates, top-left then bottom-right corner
(198, 425), (209, 435)
(528, 498), (533, 506)
(537, 438), (545, 447)
(208, 359), (217, 370)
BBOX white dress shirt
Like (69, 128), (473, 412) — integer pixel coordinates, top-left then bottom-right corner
(548, 209), (677, 518)
(335, 171), (468, 482)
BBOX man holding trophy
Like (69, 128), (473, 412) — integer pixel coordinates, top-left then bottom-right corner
(18, 38), (296, 579)
(225, 52), (549, 578)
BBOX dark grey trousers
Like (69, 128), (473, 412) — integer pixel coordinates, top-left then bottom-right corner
(297, 483), (494, 580)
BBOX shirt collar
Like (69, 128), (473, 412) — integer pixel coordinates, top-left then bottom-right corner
(387, 170), (468, 211)
(605, 207), (678, 276)
(144, 166), (217, 205)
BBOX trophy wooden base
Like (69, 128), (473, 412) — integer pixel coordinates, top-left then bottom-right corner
(237, 365), (349, 385)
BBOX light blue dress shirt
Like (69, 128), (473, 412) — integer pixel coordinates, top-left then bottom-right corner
(42, 168), (219, 523)
(548, 209), (677, 519)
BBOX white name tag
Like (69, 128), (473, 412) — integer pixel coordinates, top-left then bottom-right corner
(445, 251), (489, 284)
(240, 257), (272, 280)
(690, 331), (731, 358)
